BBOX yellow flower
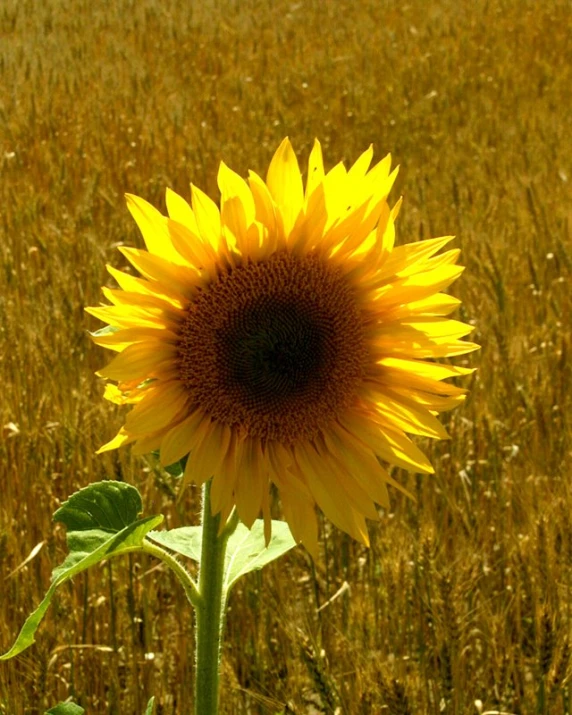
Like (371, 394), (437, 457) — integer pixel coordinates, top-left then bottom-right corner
(87, 138), (478, 556)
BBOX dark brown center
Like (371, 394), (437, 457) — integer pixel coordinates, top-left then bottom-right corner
(176, 251), (367, 444)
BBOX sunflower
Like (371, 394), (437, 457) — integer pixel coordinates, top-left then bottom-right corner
(87, 138), (478, 556)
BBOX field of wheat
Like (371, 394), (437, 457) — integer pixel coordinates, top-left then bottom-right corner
(1, 0), (571, 712)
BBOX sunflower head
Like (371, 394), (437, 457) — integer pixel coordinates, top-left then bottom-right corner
(87, 138), (478, 557)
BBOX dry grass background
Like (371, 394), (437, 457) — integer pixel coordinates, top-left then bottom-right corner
(1, 0), (571, 712)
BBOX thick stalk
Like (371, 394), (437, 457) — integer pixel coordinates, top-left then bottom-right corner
(194, 481), (233, 715)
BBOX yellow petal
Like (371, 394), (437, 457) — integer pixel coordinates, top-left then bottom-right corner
(103, 382), (146, 405)
(125, 193), (186, 265)
(321, 162), (348, 229)
(386, 293), (462, 319)
(373, 391), (450, 439)
(167, 218), (216, 272)
(261, 487), (272, 546)
(295, 443), (370, 544)
(322, 450), (379, 520)
(268, 441), (312, 499)
(191, 184), (222, 251)
(288, 183), (328, 254)
(96, 428), (135, 454)
(106, 264), (187, 306)
(218, 161), (256, 225)
(376, 202), (393, 263)
(321, 197), (370, 256)
(210, 433), (239, 514)
(348, 145), (373, 180)
(396, 318), (474, 341)
(132, 426), (172, 455)
(185, 421), (232, 486)
(377, 196), (402, 258)
(372, 318), (478, 359)
(371, 361), (471, 396)
(248, 170), (279, 236)
(340, 411), (434, 475)
(101, 287), (183, 316)
(103, 384), (125, 403)
(375, 235), (455, 283)
(124, 382), (189, 436)
(86, 304), (170, 330)
(97, 342), (177, 380)
(235, 439), (266, 528)
(389, 386), (466, 412)
(305, 139), (324, 201)
(91, 326), (178, 353)
(118, 247), (196, 297)
(327, 423), (413, 500)
(377, 357), (475, 381)
(160, 411), (204, 466)
(323, 426), (393, 505)
(266, 137), (304, 236)
(279, 487), (319, 558)
(372, 265), (465, 311)
(404, 247), (461, 276)
(220, 196), (249, 254)
(165, 188), (200, 234)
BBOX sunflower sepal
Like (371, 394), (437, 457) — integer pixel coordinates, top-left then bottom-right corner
(151, 449), (187, 478)
(89, 324), (120, 338)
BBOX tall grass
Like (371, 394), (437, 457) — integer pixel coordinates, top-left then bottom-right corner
(1, 0), (571, 712)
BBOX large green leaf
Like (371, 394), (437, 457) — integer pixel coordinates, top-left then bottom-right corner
(223, 521), (296, 591)
(149, 519), (296, 592)
(53, 479), (144, 533)
(144, 696), (155, 715)
(45, 703), (85, 715)
(1, 481), (163, 660)
(149, 525), (202, 561)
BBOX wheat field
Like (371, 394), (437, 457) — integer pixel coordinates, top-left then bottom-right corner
(1, 0), (571, 712)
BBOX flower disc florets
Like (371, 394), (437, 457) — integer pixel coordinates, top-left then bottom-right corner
(176, 251), (367, 444)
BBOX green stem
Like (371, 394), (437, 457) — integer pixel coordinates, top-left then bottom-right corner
(142, 540), (200, 608)
(194, 481), (236, 715)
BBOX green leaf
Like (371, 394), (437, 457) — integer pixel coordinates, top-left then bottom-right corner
(163, 455), (187, 478)
(1, 481), (163, 661)
(151, 450), (187, 478)
(149, 525), (202, 561)
(45, 703), (85, 715)
(144, 696), (155, 715)
(149, 519), (296, 592)
(151, 449), (189, 479)
(223, 520), (296, 591)
(53, 479), (144, 532)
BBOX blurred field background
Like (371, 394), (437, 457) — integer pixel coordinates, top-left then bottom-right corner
(1, 0), (571, 712)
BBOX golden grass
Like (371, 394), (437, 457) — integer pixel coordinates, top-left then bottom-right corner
(1, 0), (571, 712)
